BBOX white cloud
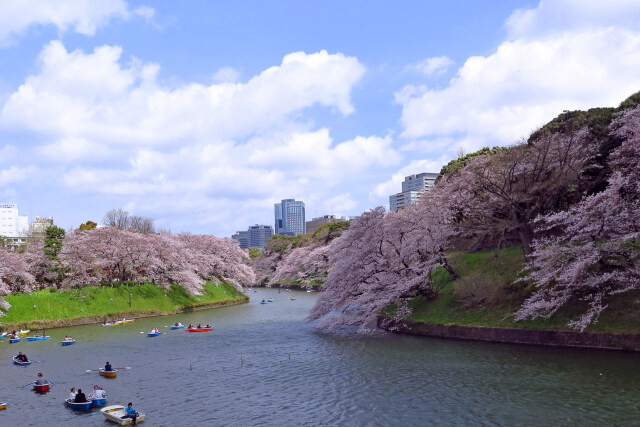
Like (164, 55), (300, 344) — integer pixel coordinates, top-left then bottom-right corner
(0, 42), (393, 235)
(0, 0), (151, 45)
(506, 0), (640, 39)
(411, 56), (454, 76)
(398, 3), (640, 152)
(212, 66), (241, 83)
(370, 158), (447, 205)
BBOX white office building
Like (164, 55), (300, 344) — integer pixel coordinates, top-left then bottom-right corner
(0, 203), (29, 245)
(389, 172), (439, 212)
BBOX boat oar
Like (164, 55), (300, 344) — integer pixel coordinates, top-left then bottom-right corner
(48, 381), (56, 386)
(20, 382), (35, 388)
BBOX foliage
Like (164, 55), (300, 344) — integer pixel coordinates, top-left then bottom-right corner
(309, 184), (457, 331)
(437, 146), (502, 179)
(248, 247), (261, 260)
(103, 208), (155, 234)
(43, 225), (65, 260)
(79, 220), (97, 231)
(516, 106), (640, 330)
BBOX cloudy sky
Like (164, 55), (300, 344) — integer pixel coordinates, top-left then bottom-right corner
(1, 0), (639, 236)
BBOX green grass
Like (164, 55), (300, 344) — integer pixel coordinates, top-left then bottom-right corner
(405, 246), (640, 334)
(1, 281), (246, 327)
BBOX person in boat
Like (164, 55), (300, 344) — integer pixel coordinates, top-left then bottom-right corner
(196, 323), (202, 329)
(91, 385), (105, 399)
(261, 299), (266, 303)
(104, 361), (113, 371)
(64, 335), (73, 341)
(75, 388), (88, 403)
(69, 387), (77, 400)
(10, 331), (17, 339)
(175, 322), (182, 327)
(16, 352), (28, 362)
(188, 323), (193, 329)
(205, 324), (212, 328)
(35, 373), (48, 385)
(33, 332), (39, 337)
(121, 402), (138, 424)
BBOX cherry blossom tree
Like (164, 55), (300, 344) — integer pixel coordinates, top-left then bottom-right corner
(272, 244), (331, 285)
(310, 186), (457, 331)
(0, 247), (36, 312)
(516, 106), (640, 330)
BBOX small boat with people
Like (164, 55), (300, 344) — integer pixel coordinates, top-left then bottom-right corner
(101, 405), (145, 425)
(91, 397), (107, 407)
(147, 328), (161, 337)
(26, 335), (51, 342)
(9, 337), (20, 343)
(65, 398), (92, 410)
(185, 324), (213, 332)
(267, 298), (273, 302)
(260, 299), (268, 304)
(170, 322), (184, 330)
(100, 368), (117, 378)
(0, 402), (6, 410)
(61, 336), (76, 346)
(17, 329), (30, 336)
(13, 356), (31, 366)
(0, 332), (6, 338)
(33, 382), (50, 393)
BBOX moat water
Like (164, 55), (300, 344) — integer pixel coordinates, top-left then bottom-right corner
(1, 289), (639, 426)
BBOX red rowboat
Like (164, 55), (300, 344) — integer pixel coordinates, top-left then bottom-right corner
(186, 327), (213, 332)
(33, 383), (50, 392)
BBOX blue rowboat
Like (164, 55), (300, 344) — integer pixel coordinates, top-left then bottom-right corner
(91, 397), (107, 407)
(260, 301), (268, 304)
(65, 399), (93, 410)
(13, 357), (31, 366)
(170, 325), (184, 330)
(9, 338), (20, 344)
(0, 332), (6, 338)
(26, 336), (50, 342)
(148, 332), (161, 337)
(61, 340), (76, 346)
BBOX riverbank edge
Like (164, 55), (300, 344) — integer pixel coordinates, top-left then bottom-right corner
(378, 317), (640, 351)
(1, 295), (249, 331)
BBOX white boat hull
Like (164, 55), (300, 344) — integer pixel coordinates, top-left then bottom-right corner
(101, 405), (145, 425)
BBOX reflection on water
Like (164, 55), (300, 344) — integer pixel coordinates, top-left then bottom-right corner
(1, 289), (639, 426)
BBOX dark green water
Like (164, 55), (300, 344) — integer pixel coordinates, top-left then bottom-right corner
(1, 289), (639, 426)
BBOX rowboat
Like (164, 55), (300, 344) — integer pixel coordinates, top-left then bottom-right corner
(0, 332), (6, 338)
(101, 405), (145, 425)
(0, 402), (6, 410)
(12, 357), (31, 366)
(61, 339), (76, 346)
(99, 368), (117, 378)
(26, 336), (51, 341)
(268, 298), (273, 302)
(9, 337), (20, 343)
(260, 301), (268, 304)
(185, 327), (213, 332)
(33, 382), (50, 393)
(147, 332), (161, 337)
(91, 397), (107, 407)
(169, 325), (184, 330)
(65, 399), (92, 410)
(114, 319), (134, 326)
(17, 329), (30, 336)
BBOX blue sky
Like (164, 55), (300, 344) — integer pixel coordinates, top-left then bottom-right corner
(1, 0), (639, 236)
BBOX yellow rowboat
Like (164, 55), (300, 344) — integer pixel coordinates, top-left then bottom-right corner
(99, 368), (117, 378)
(114, 319), (134, 325)
(17, 329), (30, 336)
(0, 402), (7, 410)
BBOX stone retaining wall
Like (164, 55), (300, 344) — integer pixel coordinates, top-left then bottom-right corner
(378, 317), (640, 351)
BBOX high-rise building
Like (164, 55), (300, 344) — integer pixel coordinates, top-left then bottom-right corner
(274, 199), (306, 236)
(30, 216), (54, 236)
(231, 231), (249, 249)
(248, 224), (273, 249)
(389, 172), (439, 212)
(0, 202), (29, 246)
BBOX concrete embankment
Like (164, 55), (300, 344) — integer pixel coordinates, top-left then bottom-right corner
(378, 317), (640, 352)
(251, 283), (318, 291)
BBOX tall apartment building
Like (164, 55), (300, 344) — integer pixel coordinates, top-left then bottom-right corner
(232, 225), (274, 250)
(30, 216), (54, 236)
(0, 203), (29, 245)
(274, 199), (306, 236)
(248, 224), (273, 249)
(389, 172), (439, 212)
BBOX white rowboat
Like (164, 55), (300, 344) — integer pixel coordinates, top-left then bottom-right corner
(101, 405), (145, 425)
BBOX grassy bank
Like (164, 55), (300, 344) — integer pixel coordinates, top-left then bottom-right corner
(0, 281), (248, 330)
(404, 247), (640, 334)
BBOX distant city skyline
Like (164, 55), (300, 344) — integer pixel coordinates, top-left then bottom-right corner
(1, 1), (639, 236)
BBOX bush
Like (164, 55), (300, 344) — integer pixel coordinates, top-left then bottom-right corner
(453, 273), (506, 308)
